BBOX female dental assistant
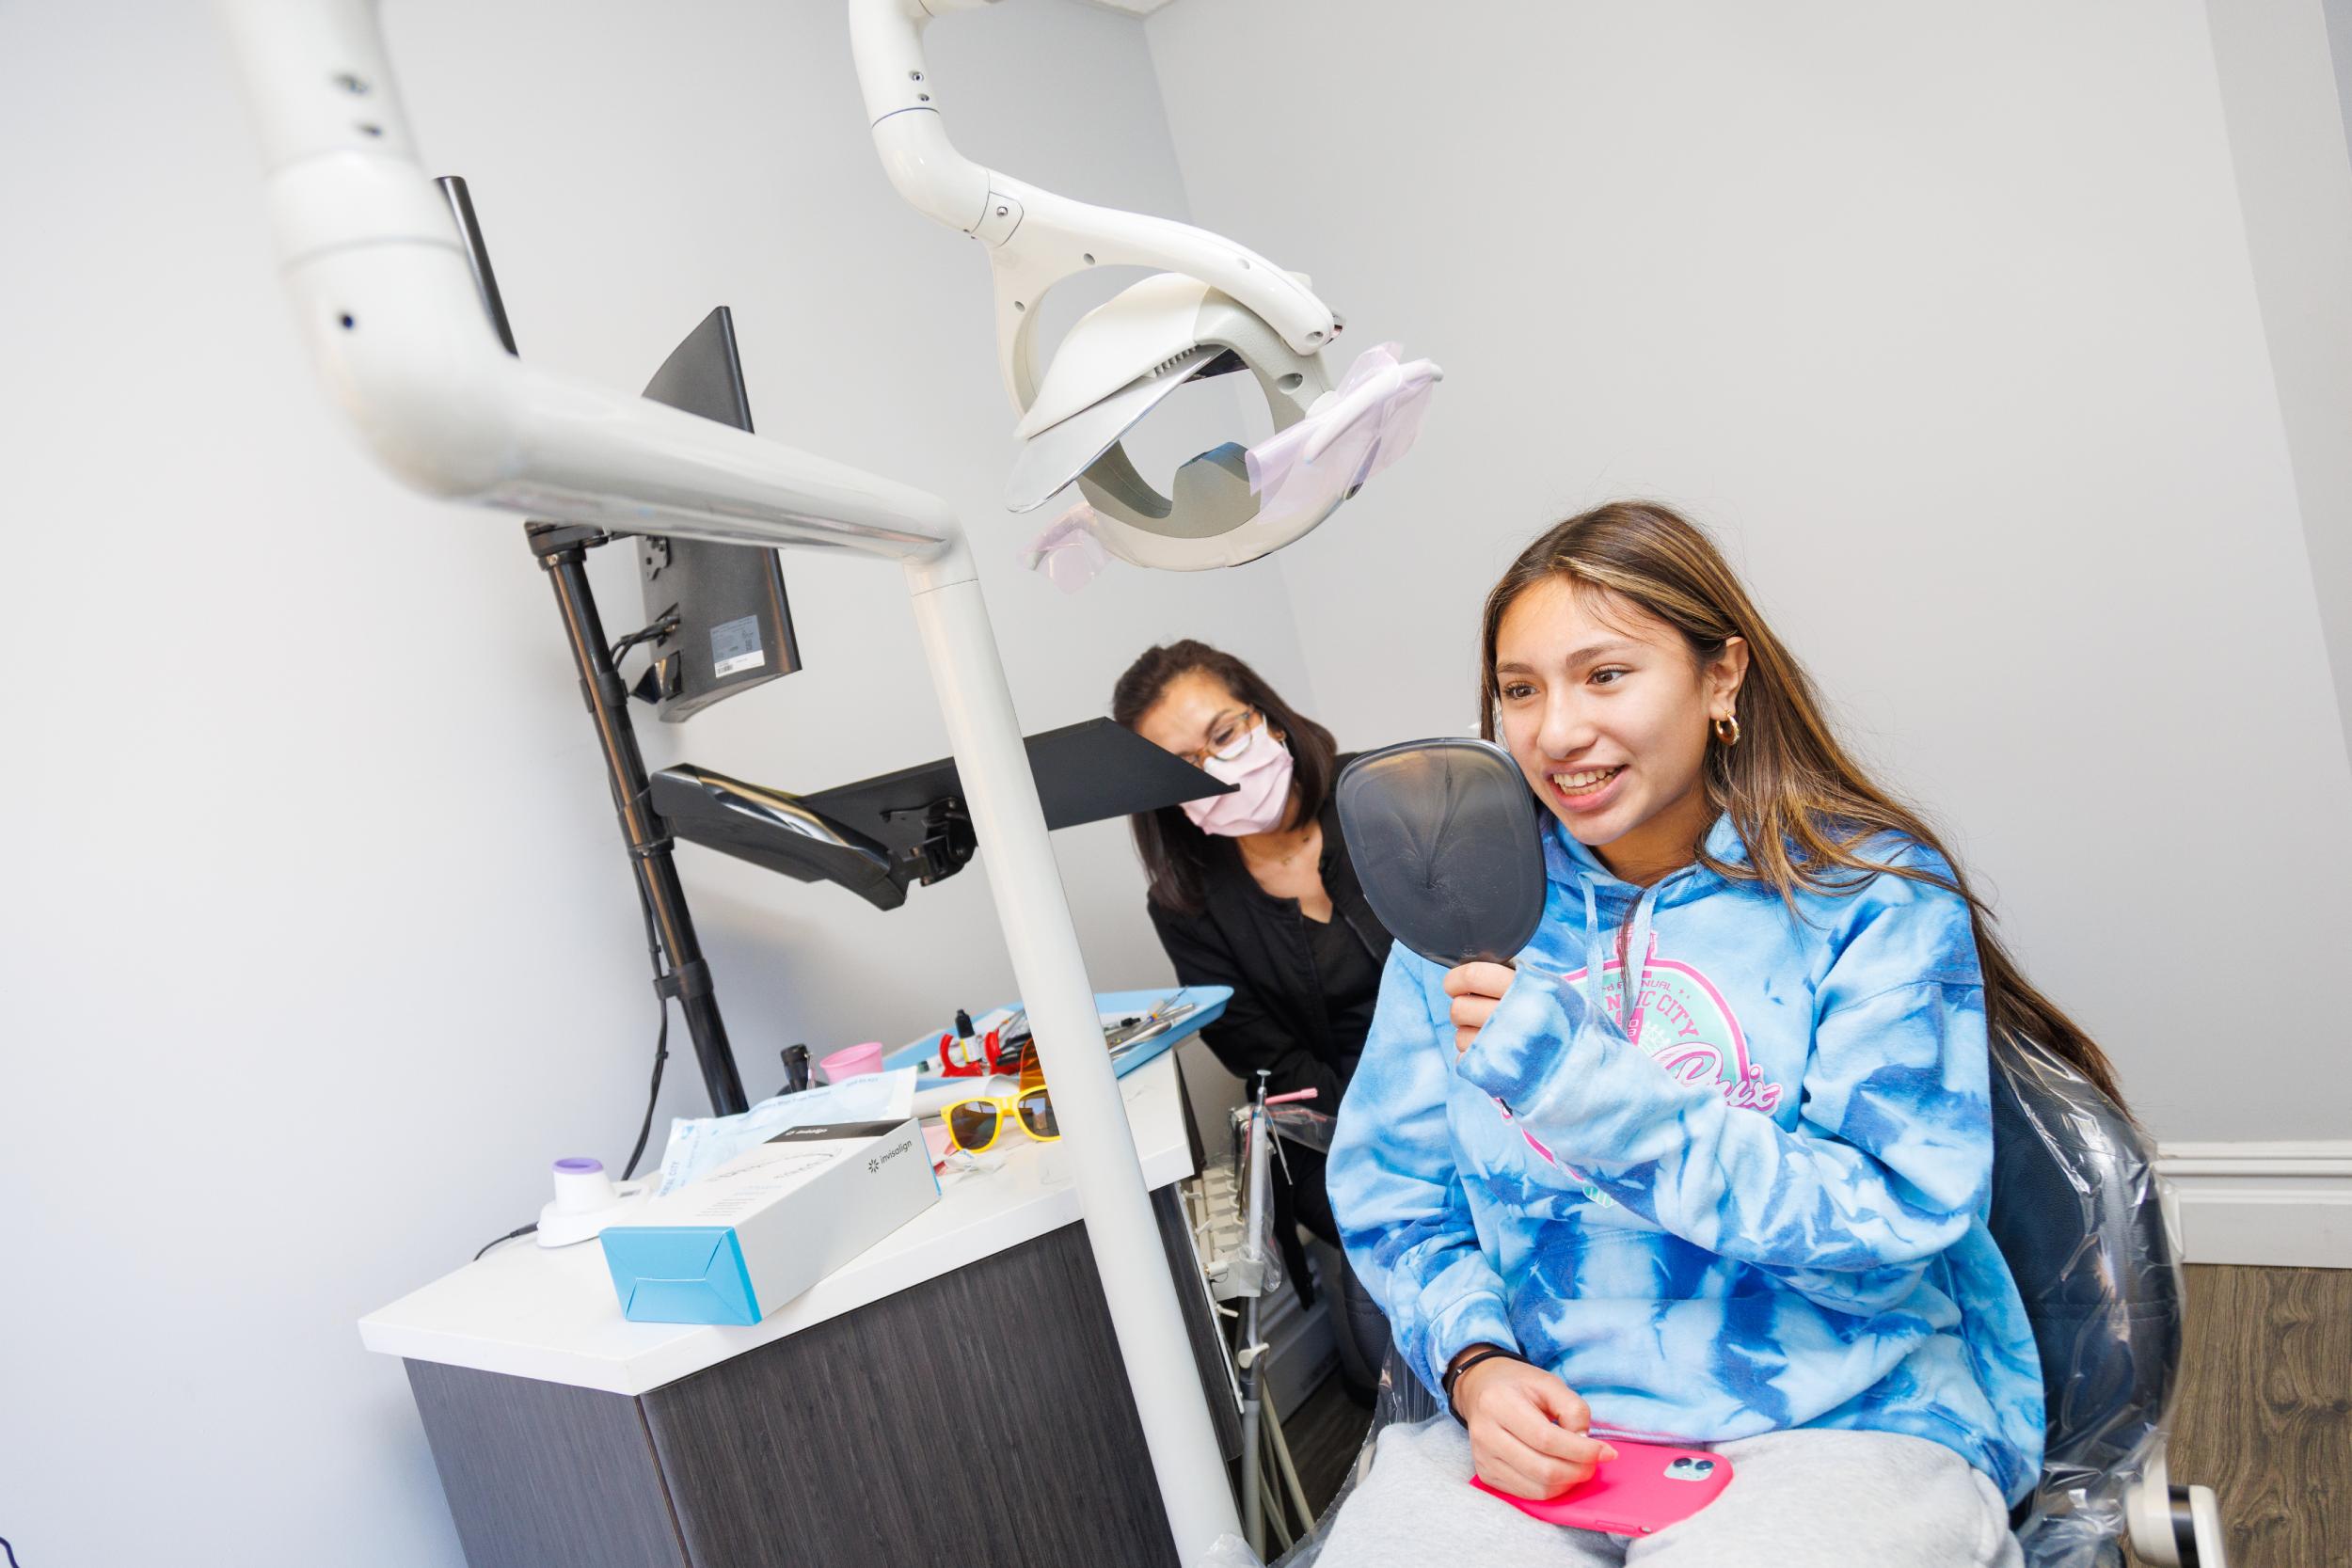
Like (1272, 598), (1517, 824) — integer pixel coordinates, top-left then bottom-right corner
(1114, 639), (1394, 1398)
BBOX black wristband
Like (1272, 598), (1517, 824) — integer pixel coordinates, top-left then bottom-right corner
(1441, 1346), (1525, 1425)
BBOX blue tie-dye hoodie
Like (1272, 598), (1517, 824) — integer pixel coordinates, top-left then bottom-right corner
(1328, 814), (2044, 1503)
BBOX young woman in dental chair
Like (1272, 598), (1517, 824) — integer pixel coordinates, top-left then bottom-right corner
(1115, 640), (1395, 1400)
(1322, 502), (2123, 1567)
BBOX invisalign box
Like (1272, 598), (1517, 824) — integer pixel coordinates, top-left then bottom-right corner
(597, 1117), (937, 1326)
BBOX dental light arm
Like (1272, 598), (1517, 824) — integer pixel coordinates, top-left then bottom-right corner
(217, 2), (1242, 1558)
(847, 0), (1440, 577)
(847, 0), (1340, 409)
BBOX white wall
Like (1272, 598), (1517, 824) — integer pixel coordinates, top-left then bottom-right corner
(2328, 0), (2352, 190)
(1143, 0), (2352, 1144)
(0, 3), (1307, 1563)
(2207, 0), (2352, 757)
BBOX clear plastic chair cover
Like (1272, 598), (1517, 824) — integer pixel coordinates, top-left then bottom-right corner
(1989, 1034), (2185, 1568)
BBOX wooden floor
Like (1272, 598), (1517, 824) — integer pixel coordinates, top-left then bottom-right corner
(1280, 1265), (2348, 1566)
(2131, 1265), (2349, 1568)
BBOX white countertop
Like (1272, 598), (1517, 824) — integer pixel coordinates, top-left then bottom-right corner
(358, 1052), (1196, 1397)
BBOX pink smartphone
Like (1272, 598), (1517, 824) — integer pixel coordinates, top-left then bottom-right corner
(1470, 1439), (1733, 1535)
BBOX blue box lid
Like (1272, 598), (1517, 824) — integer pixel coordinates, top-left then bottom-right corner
(599, 1227), (762, 1326)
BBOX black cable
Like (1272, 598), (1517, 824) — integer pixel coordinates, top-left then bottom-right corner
(472, 1223), (538, 1261)
(617, 832), (673, 1181)
(467, 892), (668, 1259)
(621, 996), (671, 1182)
(607, 610), (679, 669)
(459, 820), (673, 1263)
(2, 1534), (21, 1568)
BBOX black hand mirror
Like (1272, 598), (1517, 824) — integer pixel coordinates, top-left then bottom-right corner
(1336, 738), (1547, 967)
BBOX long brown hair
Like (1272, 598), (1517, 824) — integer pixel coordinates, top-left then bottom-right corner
(1112, 640), (1339, 915)
(1478, 501), (2124, 1106)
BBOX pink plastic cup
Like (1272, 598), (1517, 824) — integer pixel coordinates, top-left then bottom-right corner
(819, 1041), (885, 1083)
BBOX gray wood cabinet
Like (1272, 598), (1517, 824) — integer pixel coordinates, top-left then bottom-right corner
(405, 1189), (1238, 1568)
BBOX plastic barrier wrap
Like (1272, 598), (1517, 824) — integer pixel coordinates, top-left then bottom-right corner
(1267, 1103), (1337, 1155)
(1989, 1035), (2185, 1568)
(1244, 343), (1439, 536)
(1021, 497), (1113, 591)
(1188, 1153), (1286, 1304)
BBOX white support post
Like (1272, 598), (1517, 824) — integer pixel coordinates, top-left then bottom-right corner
(906, 545), (1243, 1565)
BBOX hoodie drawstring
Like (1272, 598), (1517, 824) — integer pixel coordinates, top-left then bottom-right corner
(1579, 879), (1608, 1021)
(1578, 873), (1661, 1044)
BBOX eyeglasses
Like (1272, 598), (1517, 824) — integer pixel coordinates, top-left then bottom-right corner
(1180, 708), (1263, 771)
(942, 1037), (1060, 1154)
(942, 1085), (1060, 1153)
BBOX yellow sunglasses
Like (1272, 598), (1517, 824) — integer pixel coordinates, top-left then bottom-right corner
(943, 1085), (1059, 1153)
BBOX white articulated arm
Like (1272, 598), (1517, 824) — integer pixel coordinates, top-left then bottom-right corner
(844, 0), (1444, 580)
(220, 0), (959, 565)
(219, 6), (1245, 1560)
(847, 0), (1340, 409)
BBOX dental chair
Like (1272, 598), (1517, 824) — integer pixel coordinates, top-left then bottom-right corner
(1254, 1034), (2227, 1568)
(1235, 741), (2233, 1568)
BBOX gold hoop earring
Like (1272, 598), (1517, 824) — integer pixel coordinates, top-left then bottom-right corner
(1713, 714), (1741, 747)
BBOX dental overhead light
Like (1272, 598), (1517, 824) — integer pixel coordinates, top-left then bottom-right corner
(849, 0), (1440, 575)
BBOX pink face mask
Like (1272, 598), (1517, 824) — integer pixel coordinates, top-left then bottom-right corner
(1183, 723), (1296, 837)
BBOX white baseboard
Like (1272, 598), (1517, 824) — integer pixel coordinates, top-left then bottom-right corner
(2156, 1141), (2352, 1269)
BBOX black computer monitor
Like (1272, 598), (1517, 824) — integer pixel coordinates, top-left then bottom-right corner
(635, 307), (803, 721)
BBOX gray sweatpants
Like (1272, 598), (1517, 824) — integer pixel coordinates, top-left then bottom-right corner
(1314, 1418), (2022, 1568)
